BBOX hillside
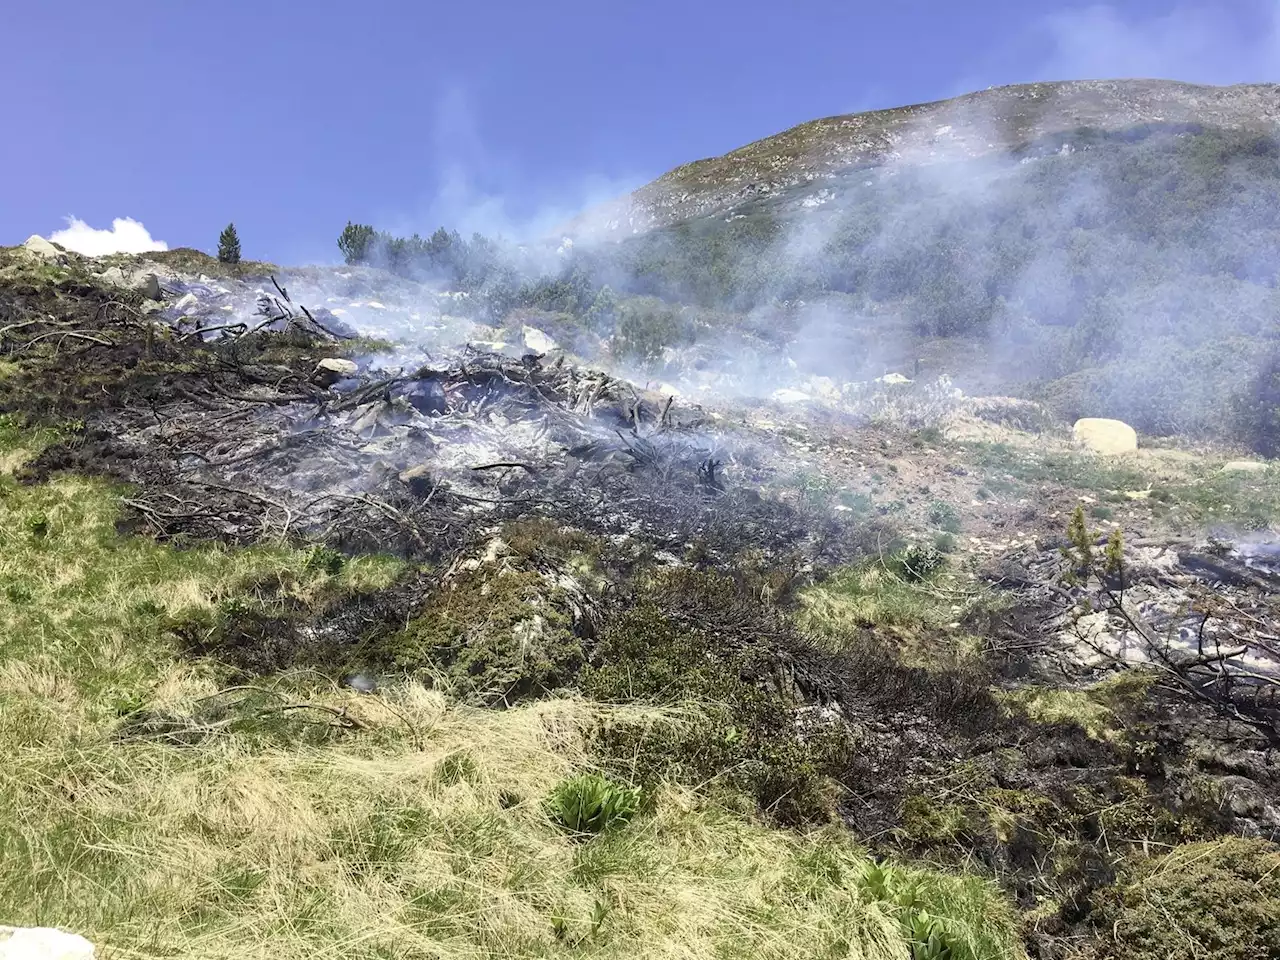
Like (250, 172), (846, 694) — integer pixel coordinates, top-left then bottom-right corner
(569, 79), (1280, 238)
(4, 234), (1280, 960)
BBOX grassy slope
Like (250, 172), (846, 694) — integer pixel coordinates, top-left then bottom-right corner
(0, 421), (1019, 960)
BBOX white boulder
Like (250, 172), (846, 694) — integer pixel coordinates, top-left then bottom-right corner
(0, 927), (95, 960)
(135, 273), (163, 300)
(173, 293), (199, 315)
(772, 388), (812, 405)
(1072, 418), (1138, 455)
(522, 326), (558, 354)
(21, 236), (62, 260)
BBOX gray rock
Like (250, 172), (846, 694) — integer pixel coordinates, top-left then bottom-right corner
(135, 273), (163, 300)
(1222, 460), (1268, 474)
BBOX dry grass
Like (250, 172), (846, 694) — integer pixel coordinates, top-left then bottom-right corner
(0, 424), (1021, 960)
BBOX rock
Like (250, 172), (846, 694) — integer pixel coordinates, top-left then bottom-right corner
(522, 326), (558, 354)
(0, 927), (95, 960)
(875, 372), (912, 385)
(1222, 460), (1268, 474)
(772, 388), (812, 405)
(1073, 417), (1138, 455)
(21, 236), (62, 260)
(172, 292), (199, 315)
(313, 357), (359, 386)
(135, 273), (163, 300)
(399, 464), (433, 495)
(97, 267), (163, 300)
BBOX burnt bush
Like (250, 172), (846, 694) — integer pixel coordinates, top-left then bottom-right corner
(582, 567), (853, 824)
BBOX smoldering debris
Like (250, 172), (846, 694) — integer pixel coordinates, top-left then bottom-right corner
(5, 259), (883, 570)
(984, 533), (1280, 743)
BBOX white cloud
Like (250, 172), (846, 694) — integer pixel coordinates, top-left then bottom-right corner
(49, 216), (169, 256)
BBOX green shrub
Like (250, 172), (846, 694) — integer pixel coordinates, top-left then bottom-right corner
(927, 500), (962, 534)
(890, 544), (946, 582)
(303, 545), (345, 576)
(1094, 838), (1280, 960)
(547, 774), (640, 836)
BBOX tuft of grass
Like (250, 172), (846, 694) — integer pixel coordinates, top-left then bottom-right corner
(798, 557), (962, 641)
(999, 687), (1119, 741)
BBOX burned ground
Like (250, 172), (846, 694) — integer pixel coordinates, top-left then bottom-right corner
(5, 245), (1280, 959)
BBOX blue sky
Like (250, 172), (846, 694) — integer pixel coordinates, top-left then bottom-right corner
(4, 1), (1277, 262)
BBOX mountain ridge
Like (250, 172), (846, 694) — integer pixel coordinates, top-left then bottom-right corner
(568, 78), (1280, 238)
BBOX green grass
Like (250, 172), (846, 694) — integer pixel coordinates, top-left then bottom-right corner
(797, 556), (982, 662)
(0, 426), (1023, 960)
(964, 439), (1280, 529)
(961, 442), (1151, 494)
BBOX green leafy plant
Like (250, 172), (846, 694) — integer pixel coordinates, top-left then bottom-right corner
(218, 223), (242, 265)
(927, 500), (962, 534)
(26, 511), (49, 538)
(862, 863), (968, 960)
(547, 773), (640, 836)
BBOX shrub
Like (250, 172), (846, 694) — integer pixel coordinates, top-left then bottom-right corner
(1093, 838), (1280, 960)
(303, 545), (345, 576)
(217, 223), (241, 265)
(546, 773), (640, 835)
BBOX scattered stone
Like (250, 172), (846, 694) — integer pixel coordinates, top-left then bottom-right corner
(398, 463), (433, 495)
(0, 927), (95, 960)
(1073, 417), (1138, 455)
(1222, 460), (1268, 474)
(97, 266), (128, 287)
(21, 236), (62, 260)
(313, 357), (359, 386)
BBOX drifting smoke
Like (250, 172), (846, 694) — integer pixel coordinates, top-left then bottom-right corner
(305, 6), (1280, 444)
(1031, 1), (1280, 86)
(49, 216), (169, 256)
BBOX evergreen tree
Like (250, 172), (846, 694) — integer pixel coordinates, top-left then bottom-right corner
(337, 222), (376, 264)
(217, 222), (241, 264)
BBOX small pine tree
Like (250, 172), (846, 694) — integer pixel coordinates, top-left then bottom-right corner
(217, 222), (241, 264)
(337, 221), (376, 264)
